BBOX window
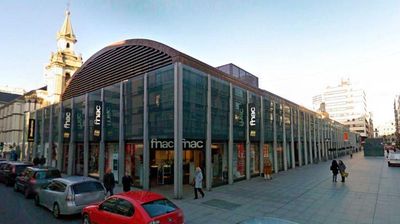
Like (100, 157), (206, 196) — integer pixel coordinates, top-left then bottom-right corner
(66, 43), (70, 48)
(47, 181), (66, 192)
(142, 199), (177, 218)
(115, 199), (134, 217)
(72, 181), (104, 194)
(100, 197), (119, 213)
(46, 170), (61, 178)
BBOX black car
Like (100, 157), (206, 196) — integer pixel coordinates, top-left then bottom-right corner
(0, 162), (33, 186)
(14, 167), (61, 198)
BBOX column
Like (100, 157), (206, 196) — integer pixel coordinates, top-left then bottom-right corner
(259, 96), (265, 174)
(32, 101), (38, 159)
(317, 118), (322, 162)
(308, 114), (313, 164)
(297, 109), (302, 167)
(228, 83), (234, 184)
(174, 62), (183, 199)
(273, 102), (278, 173)
(313, 116), (317, 163)
(290, 108), (295, 169)
(40, 109), (45, 157)
(246, 91), (251, 179)
(99, 89), (105, 181)
(303, 112), (308, 165)
(56, 103), (63, 171)
(67, 98), (75, 176)
(118, 82), (125, 185)
(143, 75), (149, 190)
(48, 105), (53, 166)
(282, 106), (287, 171)
(83, 94), (89, 176)
(206, 74), (212, 190)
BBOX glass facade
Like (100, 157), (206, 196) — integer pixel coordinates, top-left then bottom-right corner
(23, 53), (355, 194)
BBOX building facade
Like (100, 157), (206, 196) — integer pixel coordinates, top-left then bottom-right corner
(313, 79), (372, 138)
(24, 39), (359, 199)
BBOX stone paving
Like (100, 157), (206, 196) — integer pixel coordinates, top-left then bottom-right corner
(121, 152), (400, 224)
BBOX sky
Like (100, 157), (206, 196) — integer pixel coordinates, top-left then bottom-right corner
(1, 0), (400, 127)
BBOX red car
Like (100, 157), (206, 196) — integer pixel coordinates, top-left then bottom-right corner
(82, 191), (184, 224)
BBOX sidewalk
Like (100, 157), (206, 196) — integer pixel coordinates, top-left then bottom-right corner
(114, 152), (400, 224)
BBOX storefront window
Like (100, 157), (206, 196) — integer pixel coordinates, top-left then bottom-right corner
(232, 143), (245, 180)
(89, 143), (99, 178)
(212, 143), (228, 186)
(277, 143), (284, 171)
(75, 143), (84, 175)
(125, 143), (143, 187)
(263, 143), (274, 172)
(62, 144), (69, 173)
(250, 144), (260, 175)
(105, 143), (119, 182)
(264, 99), (274, 142)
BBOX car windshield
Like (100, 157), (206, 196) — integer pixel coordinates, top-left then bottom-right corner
(72, 181), (104, 194)
(142, 199), (178, 218)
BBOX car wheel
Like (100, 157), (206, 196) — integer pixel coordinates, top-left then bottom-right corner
(82, 214), (91, 224)
(53, 203), (60, 219)
(34, 195), (40, 206)
(13, 183), (19, 192)
(24, 188), (31, 198)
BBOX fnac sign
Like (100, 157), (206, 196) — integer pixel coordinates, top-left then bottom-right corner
(344, 132), (349, 142)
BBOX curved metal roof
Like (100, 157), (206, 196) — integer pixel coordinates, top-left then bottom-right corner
(62, 39), (179, 100)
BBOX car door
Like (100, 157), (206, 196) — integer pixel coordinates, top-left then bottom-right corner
(90, 197), (119, 224)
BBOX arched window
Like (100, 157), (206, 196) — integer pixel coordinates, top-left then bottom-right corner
(65, 72), (71, 83)
(66, 43), (70, 48)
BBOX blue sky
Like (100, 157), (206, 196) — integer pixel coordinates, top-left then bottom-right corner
(1, 0), (400, 126)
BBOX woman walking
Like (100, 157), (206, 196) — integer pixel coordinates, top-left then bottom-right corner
(193, 167), (205, 199)
(330, 160), (339, 182)
(338, 160), (347, 182)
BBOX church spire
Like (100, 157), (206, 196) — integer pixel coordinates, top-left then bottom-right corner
(57, 10), (76, 43)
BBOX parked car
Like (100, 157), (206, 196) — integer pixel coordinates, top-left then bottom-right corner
(82, 191), (184, 224)
(14, 166), (61, 198)
(388, 152), (400, 167)
(0, 162), (33, 186)
(34, 176), (106, 218)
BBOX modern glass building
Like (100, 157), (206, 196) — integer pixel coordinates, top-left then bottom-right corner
(23, 39), (359, 198)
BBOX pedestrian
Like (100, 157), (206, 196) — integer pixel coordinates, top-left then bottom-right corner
(263, 157), (273, 180)
(103, 168), (115, 196)
(33, 156), (40, 166)
(350, 151), (353, 159)
(338, 160), (347, 182)
(193, 167), (205, 199)
(122, 171), (133, 192)
(330, 160), (339, 182)
(39, 155), (46, 167)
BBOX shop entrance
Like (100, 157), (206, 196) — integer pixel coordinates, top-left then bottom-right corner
(149, 149), (205, 187)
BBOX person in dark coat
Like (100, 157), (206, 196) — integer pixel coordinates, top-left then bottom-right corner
(33, 156), (40, 166)
(103, 168), (115, 196)
(338, 160), (347, 182)
(39, 155), (46, 167)
(330, 160), (339, 182)
(122, 172), (133, 192)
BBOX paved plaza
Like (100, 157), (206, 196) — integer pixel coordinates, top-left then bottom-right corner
(1, 151), (399, 224)
(164, 152), (400, 224)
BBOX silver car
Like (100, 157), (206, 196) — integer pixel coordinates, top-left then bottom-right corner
(34, 176), (106, 218)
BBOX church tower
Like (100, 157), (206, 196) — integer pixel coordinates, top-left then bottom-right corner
(44, 10), (82, 104)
